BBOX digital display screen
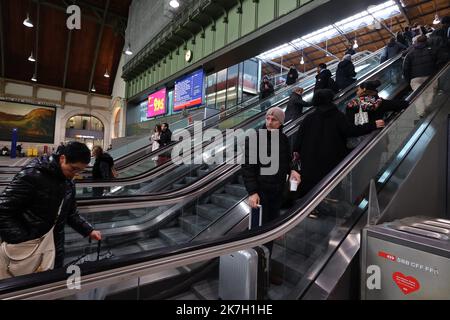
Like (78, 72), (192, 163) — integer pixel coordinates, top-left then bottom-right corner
(147, 88), (167, 118)
(173, 69), (204, 111)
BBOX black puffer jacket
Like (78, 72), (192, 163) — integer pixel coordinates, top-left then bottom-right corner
(242, 125), (291, 195)
(0, 156), (94, 267)
(336, 60), (357, 90)
(402, 43), (437, 82)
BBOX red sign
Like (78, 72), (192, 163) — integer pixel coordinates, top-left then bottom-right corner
(393, 272), (421, 295)
(378, 251), (396, 261)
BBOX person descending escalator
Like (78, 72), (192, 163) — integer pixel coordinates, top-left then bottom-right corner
(289, 89), (385, 199)
(242, 107), (297, 285)
(380, 37), (407, 64)
(284, 87), (311, 123)
(345, 80), (408, 149)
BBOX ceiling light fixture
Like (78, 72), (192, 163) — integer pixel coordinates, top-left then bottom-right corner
(104, 69), (110, 78)
(31, 73), (37, 82)
(124, 44), (133, 56)
(91, 85), (96, 92)
(28, 52), (36, 62)
(300, 56), (305, 65)
(353, 39), (359, 49)
(433, 14), (441, 25)
(169, 0), (180, 9)
(23, 13), (34, 28)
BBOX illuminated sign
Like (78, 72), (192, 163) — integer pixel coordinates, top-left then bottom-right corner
(173, 69), (204, 111)
(147, 88), (167, 118)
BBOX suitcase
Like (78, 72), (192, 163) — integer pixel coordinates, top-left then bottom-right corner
(218, 245), (269, 300)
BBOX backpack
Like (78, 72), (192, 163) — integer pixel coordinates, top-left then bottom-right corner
(328, 77), (339, 93)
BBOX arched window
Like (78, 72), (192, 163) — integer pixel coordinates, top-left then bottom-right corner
(66, 115), (104, 132)
(65, 115), (105, 150)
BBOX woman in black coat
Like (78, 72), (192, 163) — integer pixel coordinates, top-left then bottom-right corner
(284, 87), (311, 122)
(291, 89), (385, 197)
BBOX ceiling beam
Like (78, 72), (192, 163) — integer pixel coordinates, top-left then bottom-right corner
(62, 29), (73, 88)
(393, 0), (411, 25)
(288, 41), (316, 68)
(30, 0), (126, 30)
(0, 0), (5, 78)
(332, 24), (352, 46)
(88, 0), (110, 93)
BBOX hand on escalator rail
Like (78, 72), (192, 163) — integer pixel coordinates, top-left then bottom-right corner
(89, 230), (102, 241)
(375, 120), (385, 129)
(248, 193), (260, 209)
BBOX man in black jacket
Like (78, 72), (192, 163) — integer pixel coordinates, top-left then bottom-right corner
(242, 107), (294, 247)
(285, 65), (299, 86)
(0, 142), (102, 269)
(403, 35), (438, 117)
(285, 87), (311, 122)
(336, 54), (357, 90)
(314, 63), (336, 92)
(290, 90), (384, 198)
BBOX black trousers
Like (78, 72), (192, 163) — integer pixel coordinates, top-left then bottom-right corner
(259, 186), (283, 255)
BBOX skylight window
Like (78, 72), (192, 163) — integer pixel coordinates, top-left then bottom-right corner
(257, 0), (400, 61)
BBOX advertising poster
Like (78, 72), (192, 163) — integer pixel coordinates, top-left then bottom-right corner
(0, 101), (56, 143)
(173, 69), (204, 111)
(147, 88), (167, 118)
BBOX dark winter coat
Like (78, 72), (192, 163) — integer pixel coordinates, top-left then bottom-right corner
(336, 60), (357, 90)
(380, 41), (407, 63)
(0, 157), (93, 268)
(314, 69), (335, 92)
(403, 43), (437, 82)
(286, 68), (299, 85)
(285, 92), (311, 122)
(346, 92), (409, 124)
(158, 128), (173, 147)
(242, 125), (291, 196)
(429, 26), (450, 68)
(260, 81), (275, 99)
(92, 153), (114, 180)
(292, 102), (377, 197)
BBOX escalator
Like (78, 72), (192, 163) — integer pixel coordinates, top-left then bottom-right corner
(0, 51), (382, 195)
(1, 54), (442, 300)
(72, 50), (384, 199)
(59, 52), (403, 261)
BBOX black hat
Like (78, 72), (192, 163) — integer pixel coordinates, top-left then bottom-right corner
(360, 80), (381, 92)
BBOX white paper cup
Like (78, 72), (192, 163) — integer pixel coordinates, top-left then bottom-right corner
(290, 179), (299, 191)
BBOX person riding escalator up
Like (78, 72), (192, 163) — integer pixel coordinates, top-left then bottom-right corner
(92, 146), (115, 197)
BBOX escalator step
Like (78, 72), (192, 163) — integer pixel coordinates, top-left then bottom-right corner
(224, 184), (247, 198)
(179, 215), (212, 236)
(158, 227), (191, 246)
(192, 279), (219, 300)
(210, 193), (242, 209)
(196, 204), (227, 222)
(137, 238), (168, 252)
(172, 183), (187, 190)
(275, 232), (328, 257)
(271, 244), (313, 285)
(185, 176), (198, 185)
